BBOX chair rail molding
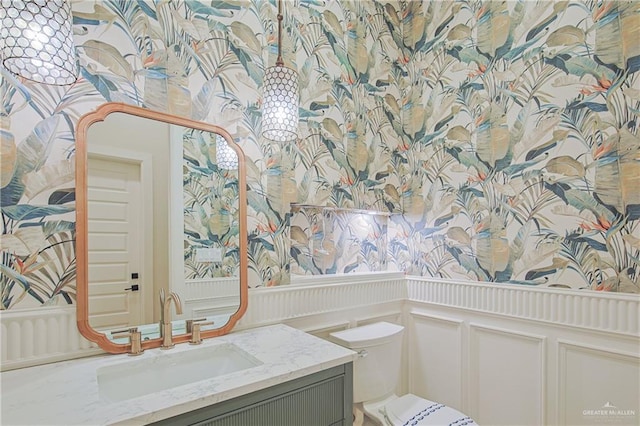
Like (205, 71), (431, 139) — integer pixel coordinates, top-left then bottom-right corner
(238, 271), (407, 329)
(406, 276), (640, 337)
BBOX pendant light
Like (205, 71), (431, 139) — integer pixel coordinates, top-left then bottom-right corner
(216, 135), (239, 170)
(0, 0), (78, 85)
(261, 0), (298, 143)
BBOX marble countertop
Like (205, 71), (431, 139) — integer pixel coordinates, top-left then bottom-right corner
(1, 324), (356, 425)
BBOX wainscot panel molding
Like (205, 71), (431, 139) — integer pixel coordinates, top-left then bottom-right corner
(407, 312), (464, 410)
(237, 272), (407, 329)
(3, 272), (637, 426)
(407, 277), (640, 337)
(468, 324), (546, 425)
(406, 277), (640, 426)
(0, 307), (101, 371)
(176, 277), (240, 319)
(557, 340), (640, 426)
(1, 272), (406, 371)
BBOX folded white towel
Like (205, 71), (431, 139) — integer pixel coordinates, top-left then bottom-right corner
(381, 394), (478, 426)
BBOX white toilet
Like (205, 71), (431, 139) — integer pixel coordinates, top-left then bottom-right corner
(330, 322), (477, 426)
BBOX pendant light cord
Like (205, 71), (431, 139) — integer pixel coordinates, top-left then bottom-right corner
(276, 0), (284, 66)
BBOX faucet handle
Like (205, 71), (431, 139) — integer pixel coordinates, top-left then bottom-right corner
(186, 318), (207, 333)
(189, 320), (215, 345)
(112, 327), (144, 356)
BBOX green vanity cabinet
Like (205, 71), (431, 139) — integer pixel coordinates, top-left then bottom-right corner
(151, 363), (353, 426)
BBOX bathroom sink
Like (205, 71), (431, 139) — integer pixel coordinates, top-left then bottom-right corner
(97, 343), (262, 402)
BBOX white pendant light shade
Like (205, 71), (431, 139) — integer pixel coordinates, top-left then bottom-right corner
(262, 64), (299, 142)
(0, 0), (77, 85)
(261, 0), (298, 143)
(216, 135), (239, 170)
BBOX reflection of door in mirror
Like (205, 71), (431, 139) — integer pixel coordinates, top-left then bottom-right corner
(87, 156), (144, 329)
(87, 113), (170, 331)
(76, 104), (247, 354)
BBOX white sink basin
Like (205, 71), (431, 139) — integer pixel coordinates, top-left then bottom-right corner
(97, 343), (262, 402)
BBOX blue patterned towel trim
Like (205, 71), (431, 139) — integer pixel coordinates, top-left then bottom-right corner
(401, 403), (476, 426)
(402, 403), (443, 426)
(450, 417), (476, 426)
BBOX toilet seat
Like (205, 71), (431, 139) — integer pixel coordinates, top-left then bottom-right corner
(369, 394), (477, 426)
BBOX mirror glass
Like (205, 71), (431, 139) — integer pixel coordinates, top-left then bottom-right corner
(76, 103), (247, 353)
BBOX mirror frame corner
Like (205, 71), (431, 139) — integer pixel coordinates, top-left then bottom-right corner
(75, 102), (248, 354)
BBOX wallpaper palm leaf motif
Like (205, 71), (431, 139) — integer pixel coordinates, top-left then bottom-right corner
(1, 0), (638, 310)
(1, 109), (77, 308)
(289, 205), (388, 275)
(182, 129), (241, 279)
(389, 0), (639, 292)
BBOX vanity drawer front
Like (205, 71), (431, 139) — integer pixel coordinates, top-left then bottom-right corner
(197, 375), (345, 426)
(152, 363), (353, 426)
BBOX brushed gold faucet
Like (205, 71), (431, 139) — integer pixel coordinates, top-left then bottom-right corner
(159, 289), (183, 349)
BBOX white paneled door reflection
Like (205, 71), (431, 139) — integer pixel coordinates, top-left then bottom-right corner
(87, 156), (143, 331)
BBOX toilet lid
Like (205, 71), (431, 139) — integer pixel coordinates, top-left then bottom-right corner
(381, 394), (478, 426)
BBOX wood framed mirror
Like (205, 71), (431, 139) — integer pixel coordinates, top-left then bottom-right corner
(75, 103), (247, 353)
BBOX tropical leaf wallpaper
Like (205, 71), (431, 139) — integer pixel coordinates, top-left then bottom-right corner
(1, 0), (638, 311)
(182, 129), (241, 279)
(391, 0), (640, 292)
(289, 205), (388, 275)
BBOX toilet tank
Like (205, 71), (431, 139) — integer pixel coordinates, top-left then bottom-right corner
(330, 322), (404, 403)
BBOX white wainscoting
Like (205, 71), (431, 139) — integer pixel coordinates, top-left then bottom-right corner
(0, 307), (101, 371)
(238, 271), (406, 332)
(174, 277), (241, 319)
(2, 272), (638, 426)
(406, 277), (640, 426)
(0, 272), (406, 371)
